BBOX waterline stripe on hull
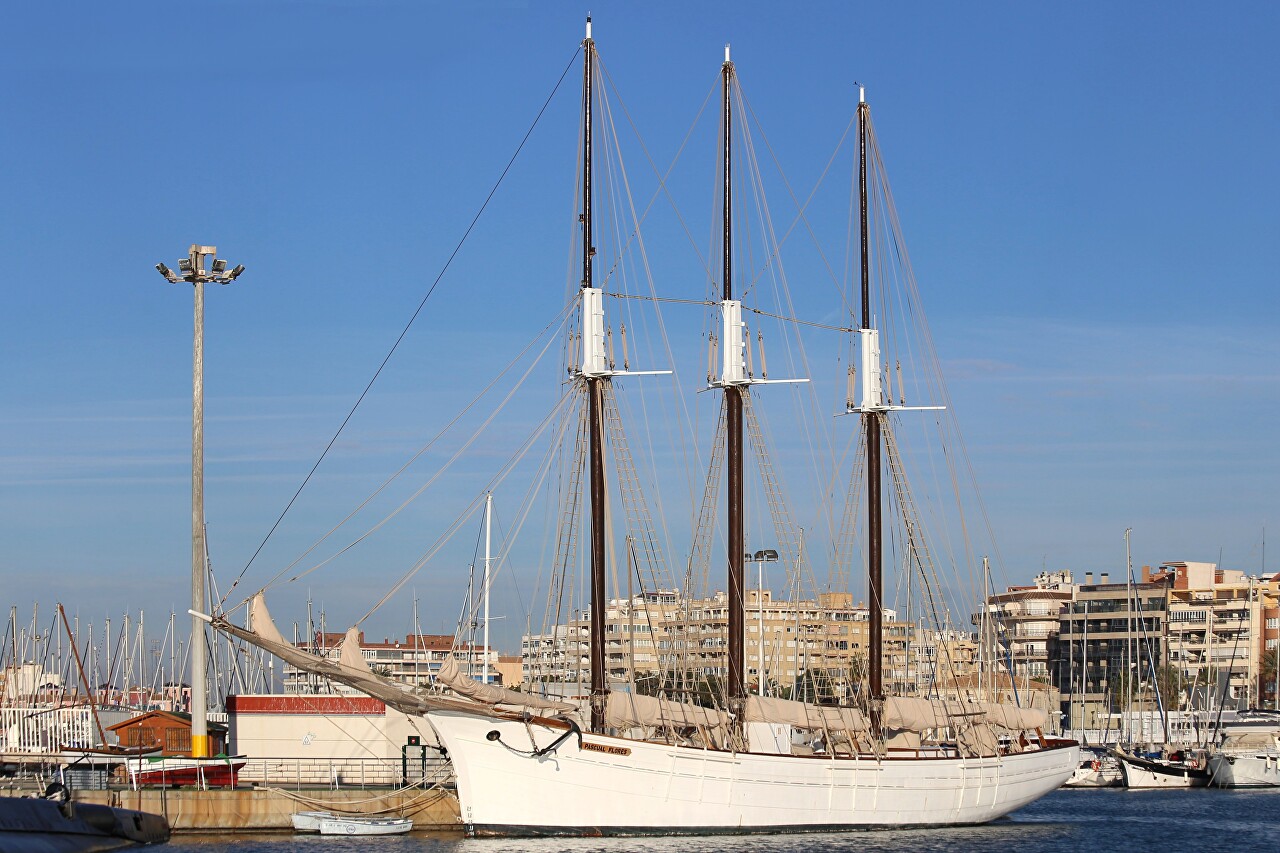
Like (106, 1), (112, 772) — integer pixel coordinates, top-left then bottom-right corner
(469, 819), (1001, 838)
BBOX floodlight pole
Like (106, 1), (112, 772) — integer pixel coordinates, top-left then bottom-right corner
(157, 244), (244, 759)
(190, 245), (209, 759)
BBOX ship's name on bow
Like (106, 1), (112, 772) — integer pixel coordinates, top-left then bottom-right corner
(580, 741), (631, 756)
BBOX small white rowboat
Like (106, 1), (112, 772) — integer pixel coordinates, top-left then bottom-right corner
(318, 816), (413, 836)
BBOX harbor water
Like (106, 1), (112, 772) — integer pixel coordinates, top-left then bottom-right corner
(163, 788), (1279, 852)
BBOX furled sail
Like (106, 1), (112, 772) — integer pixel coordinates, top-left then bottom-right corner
(218, 593), (439, 715)
(981, 702), (1047, 731)
(339, 626), (372, 673)
(435, 655), (574, 713)
(956, 722), (1001, 756)
(883, 696), (983, 732)
(744, 695), (869, 733)
(606, 691), (731, 733)
(882, 695), (1044, 736)
(204, 593), (570, 716)
(249, 593), (290, 647)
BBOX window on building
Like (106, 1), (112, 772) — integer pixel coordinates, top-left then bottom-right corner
(128, 726), (157, 748)
(165, 728), (192, 754)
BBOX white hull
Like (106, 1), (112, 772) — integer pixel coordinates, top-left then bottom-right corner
(295, 810), (414, 834)
(1115, 753), (1209, 789)
(291, 811), (332, 832)
(1063, 757), (1122, 788)
(1207, 752), (1280, 788)
(319, 817), (413, 836)
(428, 708), (1078, 836)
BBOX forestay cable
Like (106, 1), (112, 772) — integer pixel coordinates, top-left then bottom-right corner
(222, 48), (583, 607)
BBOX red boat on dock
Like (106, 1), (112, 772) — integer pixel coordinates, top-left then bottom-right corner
(126, 755), (245, 788)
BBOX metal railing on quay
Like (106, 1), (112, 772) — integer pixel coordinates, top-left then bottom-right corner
(0, 753), (454, 792)
(236, 754), (453, 789)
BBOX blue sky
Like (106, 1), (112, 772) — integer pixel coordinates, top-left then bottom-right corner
(1, 2), (1277, 655)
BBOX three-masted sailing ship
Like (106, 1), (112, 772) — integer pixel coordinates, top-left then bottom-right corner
(200, 19), (1078, 836)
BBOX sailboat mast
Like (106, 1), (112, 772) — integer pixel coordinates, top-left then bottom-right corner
(1082, 599), (1090, 736)
(484, 492), (492, 684)
(59, 604), (106, 748)
(582, 16), (608, 734)
(722, 46), (746, 711)
(859, 88), (884, 710)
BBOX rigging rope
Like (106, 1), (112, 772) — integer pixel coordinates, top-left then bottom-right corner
(221, 48), (583, 609)
(596, 61), (721, 290)
(237, 299), (575, 609)
(263, 774), (451, 815)
(356, 386), (579, 625)
(602, 291), (853, 332)
(270, 313), (571, 601)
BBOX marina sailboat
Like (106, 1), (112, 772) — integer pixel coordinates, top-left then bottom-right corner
(1113, 747), (1210, 789)
(1207, 738), (1280, 788)
(199, 19), (1077, 837)
(1206, 710), (1280, 787)
(1064, 748), (1123, 788)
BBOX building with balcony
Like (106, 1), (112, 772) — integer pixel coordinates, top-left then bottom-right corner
(1164, 562), (1280, 710)
(973, 570), (1074, 683)
(282, 631), (495, 695)
(521, 588), (914, 700)
(1054, 567), (1172, 729)
(909, 628), (980, 687)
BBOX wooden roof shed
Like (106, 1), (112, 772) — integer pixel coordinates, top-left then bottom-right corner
(107, 710), (228, 757)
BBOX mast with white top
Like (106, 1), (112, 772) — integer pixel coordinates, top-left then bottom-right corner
(575, 15), (670, 732)
(846, 85), (942, 731)
(712, 44), (805, 718)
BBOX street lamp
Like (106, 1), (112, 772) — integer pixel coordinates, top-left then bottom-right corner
(745, 549), (779, 697)
(156, 244), (245, 759)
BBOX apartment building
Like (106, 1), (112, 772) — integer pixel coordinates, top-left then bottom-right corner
(973, 570), (1074, 682)
(283, 631), (495, 694)
(909, 628), (980, 686)
(521, 588), (915, 700)
(1164, 561), (1280, 709)
(1054, 568), (1172, 729)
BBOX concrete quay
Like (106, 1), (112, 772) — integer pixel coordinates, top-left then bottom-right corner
(74, 786), (462, 833)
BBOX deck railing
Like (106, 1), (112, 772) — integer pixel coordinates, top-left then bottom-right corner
(0, 753), (453, 791)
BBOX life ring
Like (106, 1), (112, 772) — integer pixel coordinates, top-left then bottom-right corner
(1091, 760), (1101, 771)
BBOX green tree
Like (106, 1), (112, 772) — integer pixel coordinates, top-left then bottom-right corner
(633, 670), (724, 708)
(1260, 648), (1278, 708)
(1108, 663), (1182, 711)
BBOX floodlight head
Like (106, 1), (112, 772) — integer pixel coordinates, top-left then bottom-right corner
(155, 262), (177, 283)
(228, 264), (245, 280)
(212, 259), (227, 273)
(763, 549), (779, 561)
(178, 258), (193, 272)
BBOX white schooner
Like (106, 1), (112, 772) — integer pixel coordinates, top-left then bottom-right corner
(200, 17), (1078, 837)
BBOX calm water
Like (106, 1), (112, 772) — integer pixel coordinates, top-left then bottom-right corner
(163, 788), (1280, 852)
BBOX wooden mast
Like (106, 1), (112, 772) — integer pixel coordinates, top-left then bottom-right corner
(723, 48), (746, 713)
(581, 17), (608, 735)
(859, 90), (884, 721)
(59, 603), (107, 748)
